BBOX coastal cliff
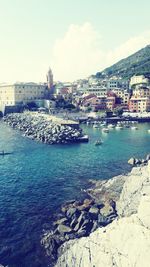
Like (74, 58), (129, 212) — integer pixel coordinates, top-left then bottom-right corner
(55, 162), (150, 267)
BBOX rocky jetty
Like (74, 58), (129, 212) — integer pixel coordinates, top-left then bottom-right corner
(4, 113), (87, 145)
(54, 161), (150, 267)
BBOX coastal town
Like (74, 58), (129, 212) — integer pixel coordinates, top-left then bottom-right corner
(0, 68), (150, 118)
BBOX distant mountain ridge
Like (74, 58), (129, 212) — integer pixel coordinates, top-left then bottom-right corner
(96, 45), (150, 80)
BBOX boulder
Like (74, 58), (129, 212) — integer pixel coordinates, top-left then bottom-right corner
(97, 214), (108, 226)
(146, 154), (150, 161)
(66, 207), (80, 219)
(128, 157), (135, 165)
(89, 206), (99, 220)
(53, 218), (68, 226)
(100, 204), (115, 217)
(57, 225), (73, 235)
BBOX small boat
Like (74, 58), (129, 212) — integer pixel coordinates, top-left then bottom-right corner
(95, 139), (103, 146)
(108, 124), (115, 129)
(115, 125), (123, 130)
(78, 135), (89, 142)
(131, 126), (138, 130)
(0, 151), (13, 156)
(148, 129), (150, 133)
(101, 123), (107, 127)
(102, 127), (109, 133)
(124, 124), (130, 128)
(93, 124), (99, 128)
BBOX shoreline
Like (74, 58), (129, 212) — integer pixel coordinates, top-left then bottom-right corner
(54, 160), (150, 267)
(40, 154), (150, 266)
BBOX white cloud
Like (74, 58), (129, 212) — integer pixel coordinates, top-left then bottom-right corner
(51, 22), (104, 81)
(106, 31), (150, 67)
(51, 23), (150, 81)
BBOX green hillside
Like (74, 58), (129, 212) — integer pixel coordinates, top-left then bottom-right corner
(97, 45), (150, 79)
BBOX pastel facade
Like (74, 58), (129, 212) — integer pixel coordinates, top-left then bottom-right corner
(130, 75), (149, 87)
(129, 97), (150, 112)
(0, 83), (46, 113)
(86, 85), (107, 97)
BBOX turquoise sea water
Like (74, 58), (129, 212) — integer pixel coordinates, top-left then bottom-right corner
(0, 120), (150, 267)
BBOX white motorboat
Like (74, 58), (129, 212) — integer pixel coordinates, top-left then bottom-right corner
(93, 124), (99, 128)
(108, 124), (115, 129)
(131, 126), (138, 130)
(102, 127), (109, 133)
(115, 125), (123, 130)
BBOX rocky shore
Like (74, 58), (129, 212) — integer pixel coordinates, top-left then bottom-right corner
(54, 160), (150, 267)
(40, 158), (150, 267)
(41, 171), (129, 265)
(3, 113), (87, 145)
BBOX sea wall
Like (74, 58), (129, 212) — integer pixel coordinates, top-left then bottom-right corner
(3, 113), (86, 145)
(55, 162), (150, 267)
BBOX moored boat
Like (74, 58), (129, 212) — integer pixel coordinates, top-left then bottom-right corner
(102, 127), (109, 133)
(108, 124), (115, 129)
(95, 139), (103, 146)
(115, 125), (123, 130)
(131, 126), (138, 130)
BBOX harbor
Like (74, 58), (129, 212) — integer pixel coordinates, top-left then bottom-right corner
(0, 120), (150, 266)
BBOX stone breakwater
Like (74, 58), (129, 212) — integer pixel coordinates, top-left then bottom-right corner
(3, 113), (86, 145)
(54, 161), (150, 267)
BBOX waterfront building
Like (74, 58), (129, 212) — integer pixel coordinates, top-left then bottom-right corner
(132, 85), (150, 98)
(129, 96), (150, 112)
(106, 96), (116, 110)
(0, 82), (46, 114)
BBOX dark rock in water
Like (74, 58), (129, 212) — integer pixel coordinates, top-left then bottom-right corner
(57, 224), (73, 235)
(81, 219), (93, 233)
(41, 234), (61, 261)
(70, 217), (78, 229)
(65, 199), (76, 205)
(76, 228), (87, 238)
(66, 207), (80, 219)
(98, 214), (108, 226)
(135, 158), (141, 165)
(91, 220), (99, 233)
(89, 206), (99, 220)
(64, 233), (76, 241)
(141, 159), (147, 164)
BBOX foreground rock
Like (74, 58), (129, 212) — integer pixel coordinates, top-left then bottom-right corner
(4, 113), (87, 145)
(55, 161), (150, 267)
(41, 195), (117, 264)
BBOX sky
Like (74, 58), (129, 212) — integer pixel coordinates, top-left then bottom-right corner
(0, 0), (150, 83)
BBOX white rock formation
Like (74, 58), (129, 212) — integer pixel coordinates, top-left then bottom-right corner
(55, 162), (150, 267)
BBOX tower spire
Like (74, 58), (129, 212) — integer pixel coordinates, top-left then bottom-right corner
(46, 67), (53, 89)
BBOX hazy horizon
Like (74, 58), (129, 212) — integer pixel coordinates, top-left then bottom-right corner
(0, 0), (150, 83)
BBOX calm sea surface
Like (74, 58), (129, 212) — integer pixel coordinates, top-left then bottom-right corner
(0, 120), (150, 267)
